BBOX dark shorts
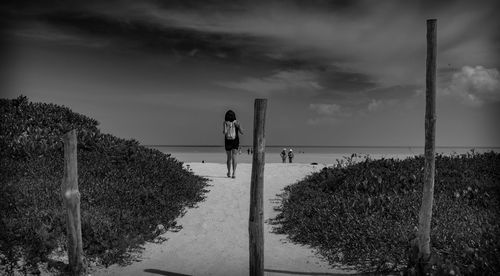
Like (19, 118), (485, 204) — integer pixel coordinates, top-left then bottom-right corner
(225, 138), (239, 151)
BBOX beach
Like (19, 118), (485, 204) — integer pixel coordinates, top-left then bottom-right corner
(150, 146), (495, 164)
(93, 162), (357, 276)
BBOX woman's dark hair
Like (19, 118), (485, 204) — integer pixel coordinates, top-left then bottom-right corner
(225, 110), (236, 122)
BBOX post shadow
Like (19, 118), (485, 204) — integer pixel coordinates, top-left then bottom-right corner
(144, 268), (191, 276)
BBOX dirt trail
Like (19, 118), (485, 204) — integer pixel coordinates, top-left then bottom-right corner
(94, 163), (355, 276)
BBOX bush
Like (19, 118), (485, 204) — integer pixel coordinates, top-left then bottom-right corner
(271, 153), (500, 275)
(0, 96), (209, 274)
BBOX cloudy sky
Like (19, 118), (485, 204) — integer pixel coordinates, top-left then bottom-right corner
(1, 0), (499, 146)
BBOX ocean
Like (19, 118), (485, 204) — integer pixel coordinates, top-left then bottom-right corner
(148, 146), (498, 164)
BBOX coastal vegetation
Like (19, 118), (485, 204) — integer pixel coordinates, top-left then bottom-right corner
(272, 153), (500, 275)
(0, 96), (209, 274)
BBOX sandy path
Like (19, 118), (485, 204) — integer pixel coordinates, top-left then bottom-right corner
(93, 163), (355, 276)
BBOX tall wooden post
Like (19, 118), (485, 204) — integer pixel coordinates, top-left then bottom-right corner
(62, 129), (84, 275)
(417, 18), (437, 264)
(249, 99), (267, 276)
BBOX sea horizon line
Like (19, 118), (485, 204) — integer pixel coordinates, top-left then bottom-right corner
(144, 145), (500, 149)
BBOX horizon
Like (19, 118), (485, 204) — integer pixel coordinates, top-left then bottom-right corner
(146, 145), (500, 148)
(1, 0), (499, 147)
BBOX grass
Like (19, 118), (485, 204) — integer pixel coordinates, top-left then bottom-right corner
(0, 96), (209, 274)
(271, 153), (500, 275)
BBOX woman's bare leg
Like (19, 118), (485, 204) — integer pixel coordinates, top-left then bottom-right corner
(231, 149), (237, 177)
(226, 150), (231, 177)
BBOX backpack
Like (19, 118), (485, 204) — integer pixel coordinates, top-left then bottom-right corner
(224, 121), (237, 140)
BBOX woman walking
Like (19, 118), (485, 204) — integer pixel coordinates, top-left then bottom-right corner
(223, 110), (243, 178)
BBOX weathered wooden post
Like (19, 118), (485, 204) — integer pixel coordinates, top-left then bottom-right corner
(249, 99), (267, 276)
(62, 129), (84, 275)
(417, 18), (437, 269)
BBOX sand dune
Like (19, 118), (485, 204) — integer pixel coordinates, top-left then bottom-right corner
(93, 163), (356, 276)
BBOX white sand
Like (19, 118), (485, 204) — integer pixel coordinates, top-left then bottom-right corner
(93, 163), (357, 276)
(168, 152), (416, 164)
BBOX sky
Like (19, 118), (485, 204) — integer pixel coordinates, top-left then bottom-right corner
(1, 0), (499, 147)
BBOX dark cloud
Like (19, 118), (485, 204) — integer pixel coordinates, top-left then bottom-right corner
(2, 10), (267, 65)
(2, 0), (499, 92)
(38, 11), (225, 56)
(150, 0), (360, 13)
(318, 67), (376, 93)
(1, 1), (340, 70)
(150, 0), (253, 12)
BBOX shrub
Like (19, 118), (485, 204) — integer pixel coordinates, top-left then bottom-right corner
(271, 153), (500, 275)
(0, 96), (209, 274)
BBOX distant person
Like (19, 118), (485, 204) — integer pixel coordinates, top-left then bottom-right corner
(280, 148), (287, 163)
(223, 110), (243, 178)
(247, 148), (250, 155)
(288, 149), (294, 163)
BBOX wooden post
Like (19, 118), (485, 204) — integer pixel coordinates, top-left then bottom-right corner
(62, 129), (84, 275)
(417, 18), (437, 264)
(249, 99), (267, 276)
